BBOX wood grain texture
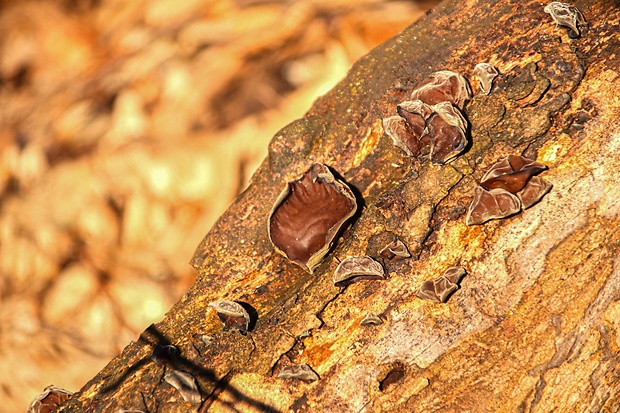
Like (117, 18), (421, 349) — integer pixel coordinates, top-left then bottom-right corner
(56, 0), (620, 411)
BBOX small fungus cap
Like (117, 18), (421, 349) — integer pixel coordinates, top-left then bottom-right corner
(333, 256), (385, 286)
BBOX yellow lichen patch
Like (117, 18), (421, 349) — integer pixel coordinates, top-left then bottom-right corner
(538, 133), (571, 164)
(352, 119), (384, 168)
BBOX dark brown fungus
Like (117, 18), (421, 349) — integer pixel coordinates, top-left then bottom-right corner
(416, 266), (467, 303)
(474, 63), (499, 95)
(466, 186), (521, 226)
(28, 386), (73, 413)
(480, 155), (547, 193)
(208, 300), (250, 333)
(382, 115), (423, 157)
(544, 2), (585, 38)
(278, 364), (319, 382)
(410, 70), (472, 109)
(396, 99), (433, 140)
(426, 102), (469, 164)
(268, 163), (357, 273)
(380, 238), (411, 261)
(333, 256), (385, 287)
(517, 175), (553, 209)
(164, 370), (202, 405)
(360, 313), (384, 326)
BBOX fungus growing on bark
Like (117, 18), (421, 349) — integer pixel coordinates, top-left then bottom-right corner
(164, 370), (202, 405)
(360, 313), (384, 326)
(268, 163), (357, 273)
(474, 63), (499, 95)
(426, 102), (469, 164)
(28, 386), (73, 413)
(410, 70), (472, 109)
(382, 115), (423, 157)
(480, 155), (547, 193)
(544, 1), (586, 38)
(333, 256), (386, 287)
(379, 238), (411, 261)
(516, 175), (553, 209)
(466, 186), (522, 226)
(151, 344), (180, 366)
(278, 364), (320, 382)
(396, 99), (433, 140)
(416, 266), (467, 303)
(208, 300), (251, 333)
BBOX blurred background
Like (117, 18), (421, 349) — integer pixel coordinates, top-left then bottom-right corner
(0, 0), (438, 410)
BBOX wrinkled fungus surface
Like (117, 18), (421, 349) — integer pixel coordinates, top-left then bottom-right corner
(333, 256), (386, 286)
(268, 163), (357, 272)
(416, 266), (467, 303)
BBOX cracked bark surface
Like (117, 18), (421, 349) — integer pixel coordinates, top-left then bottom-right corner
(56, 0), (620, 412)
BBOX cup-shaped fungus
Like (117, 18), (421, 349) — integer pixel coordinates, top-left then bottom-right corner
(28, 386), (73, 413)
(333, 256), (385, 287)
(474, 63), (499, 95)
(382, 115), (423, 157)
(268, 163), (357, 273)
(517, 175), (553, 209)
(426, 102), (469, 164)
(466, 186), (521, 226)
(360, 313), (384, 326)
(396, 100), (433, 140)
(480, 155), (547, 193)
(379, 238), (411, 261)
(416, 266), (467, 303)
(410, 70), (472, 109)
(208, 300), (251, 333)
(278, 364), (319, 382)
(543, 1), (586, 38)
(164, 370), (202, 405)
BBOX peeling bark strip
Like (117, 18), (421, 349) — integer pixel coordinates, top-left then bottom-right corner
(56, 1), (620, 412)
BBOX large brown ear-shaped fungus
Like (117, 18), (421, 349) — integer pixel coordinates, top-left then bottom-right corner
(480, 155), (547, 193)
(410, 70), (472, 109)
(268, 163), (357, 273)
(426, 102), (469, 164)
(382, 115), (423, 157)
(466, 186), (521, 226)
(333, 256), (385, 287)
(517, 175), (553, 209)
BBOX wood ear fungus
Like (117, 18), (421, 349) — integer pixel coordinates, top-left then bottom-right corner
(208, 300), (251, 333)
(544, 2), (585, 38)
(426, 102), (469, 164)
(474, 63), (499, 95)
(382, 115), (423, 157)
(466, 187), (522, 226)
(416, 266), (467, 303)
(467, 155), (552, 225)
(28, 386), (73, 413)
(380, 238), (411, 261)
(480, 155), (547, 193)
(360, 313), (384, 326)
(164, 370), (202, 405)
(333, 256), (385, 287)
(278, 364), (320, 382)
(383, 71), (471, 164)
(410, 70), (472, 109)
(268, 163), (357, 273)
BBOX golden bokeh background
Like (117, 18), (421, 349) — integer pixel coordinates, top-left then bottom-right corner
(0, 0), (437, 410)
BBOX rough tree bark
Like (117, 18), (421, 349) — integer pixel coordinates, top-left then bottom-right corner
(55, 0), (620, 412)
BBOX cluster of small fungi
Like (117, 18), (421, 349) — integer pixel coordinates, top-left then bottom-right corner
(204, 63), (556, 381)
